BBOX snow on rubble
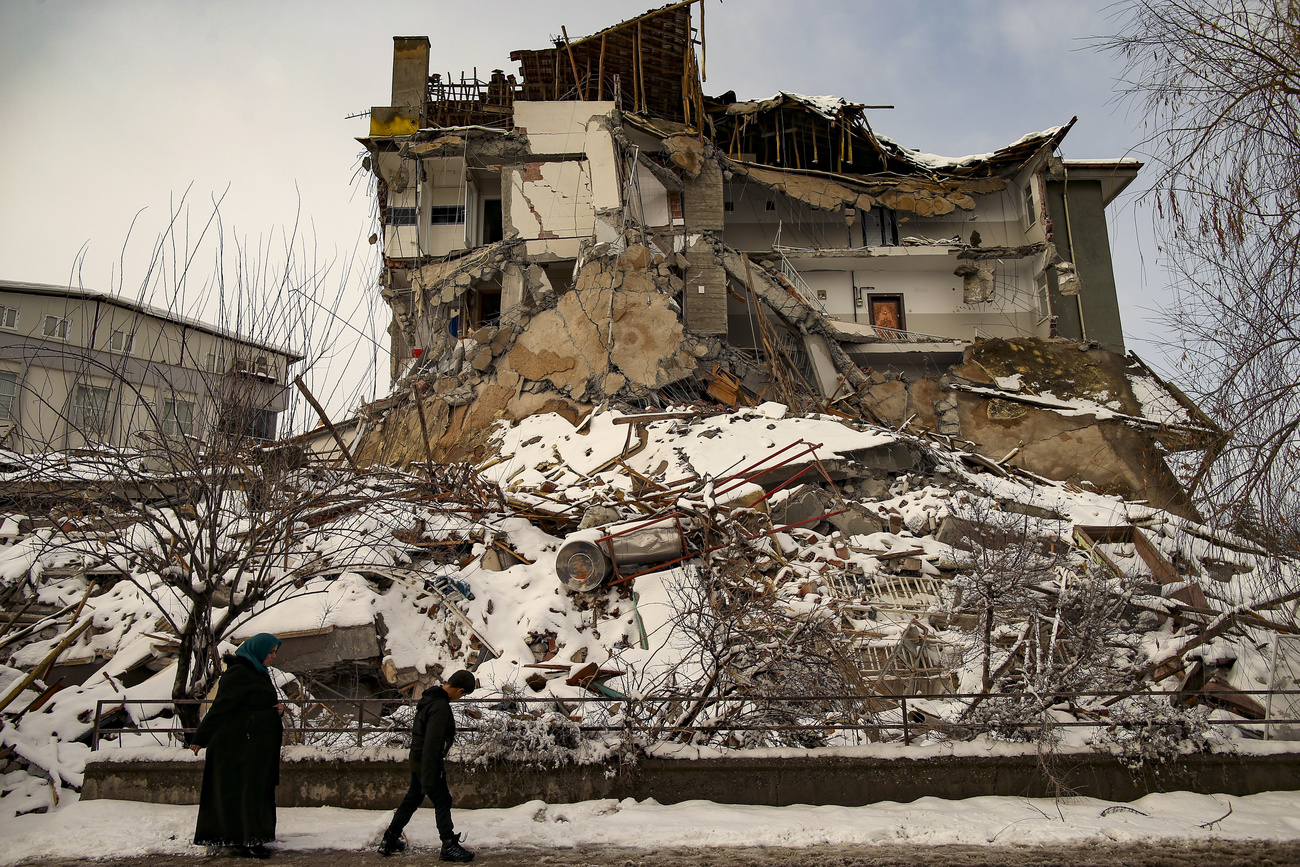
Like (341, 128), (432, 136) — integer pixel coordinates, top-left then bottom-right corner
(1, 403), (1299, 823)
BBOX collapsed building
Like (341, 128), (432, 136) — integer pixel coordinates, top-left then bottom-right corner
(5, 3), (1283, 816)
(353, 1), (1214, 516)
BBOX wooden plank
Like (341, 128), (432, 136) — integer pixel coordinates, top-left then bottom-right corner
(1133, 527), (1210, 610)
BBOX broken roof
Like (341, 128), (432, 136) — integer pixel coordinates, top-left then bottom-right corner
(396, 5), (1104, 187)
(508, 0), (699, 121)
(709, 90), (1077, 180)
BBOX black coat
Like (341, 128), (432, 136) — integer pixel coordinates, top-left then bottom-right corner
(409, 686), (456, 786)
(192, 654), (283, 846)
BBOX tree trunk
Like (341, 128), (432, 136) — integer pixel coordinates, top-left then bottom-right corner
(173, 600), (217, 733)
(981, 606), (994, 692)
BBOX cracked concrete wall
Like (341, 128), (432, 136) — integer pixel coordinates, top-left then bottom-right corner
(858, 339), (1200, 519)
(506, 103), (622, 260)
(355, 241), (705, 466)
(509, 161), (597, 243)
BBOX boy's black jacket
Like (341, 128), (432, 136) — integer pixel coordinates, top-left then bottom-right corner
(409, 685), (456, 784)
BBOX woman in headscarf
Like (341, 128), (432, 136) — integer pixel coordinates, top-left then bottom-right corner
(190, 633), (285, 859)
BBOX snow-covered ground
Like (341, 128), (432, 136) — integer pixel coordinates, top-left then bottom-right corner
(1, 790), (1299, 863)
(5, 404), (1300, 858)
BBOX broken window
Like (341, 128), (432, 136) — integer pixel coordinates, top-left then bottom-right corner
(430, 205), (466, 225)
(481, 199), (504, 244)
(1023, 182), (1037, 228)
(161, 398), (195, 438)
(0, 372), (16, 420)
(474, 288), (502, 328)
(72, 384), (110, 435)
(869, 294), (906, 337)
(860, 206), (899, 247)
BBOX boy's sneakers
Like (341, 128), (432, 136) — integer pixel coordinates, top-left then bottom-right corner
(439, 833), (474, 863)
(378, 834), (407, 857)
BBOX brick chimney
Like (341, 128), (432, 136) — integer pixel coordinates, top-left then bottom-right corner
(391, 37), (430, 110)
(371, 37), (429, 137)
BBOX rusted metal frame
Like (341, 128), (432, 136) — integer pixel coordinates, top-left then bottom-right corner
(747, 462), (820, 507)
(711, 439), (810, 496)
(603, 505), (852, 588)
(594, 511), (689, 582)
(808, 446), (846, 503)
(712, 444), (821, 499)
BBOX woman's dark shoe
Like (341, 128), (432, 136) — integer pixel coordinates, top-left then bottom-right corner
(239, 845), (272, 859)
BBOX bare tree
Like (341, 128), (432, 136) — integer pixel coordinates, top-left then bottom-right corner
(1099, 1), (1300, 551)
(0, 196), (411, 730)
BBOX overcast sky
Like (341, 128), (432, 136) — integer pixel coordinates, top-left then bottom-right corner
(0, 0), (1162, 425)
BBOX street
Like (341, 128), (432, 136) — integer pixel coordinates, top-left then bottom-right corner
(26, 843), (1300, 867)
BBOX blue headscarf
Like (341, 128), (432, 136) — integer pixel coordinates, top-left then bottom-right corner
(234, 633), (281, 675)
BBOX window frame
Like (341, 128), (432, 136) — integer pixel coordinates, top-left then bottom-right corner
(860, 206), (900, 247)
(109, 329), (134, 354)
(429, 205), (466, 225)
(42, 315), (70, 341)
(0, 372), (18, 421)
(71, 383), (111, 435)
(386, 206), (419, 226)
(161, 397), (195, 438)
(0, 307), (19, 330)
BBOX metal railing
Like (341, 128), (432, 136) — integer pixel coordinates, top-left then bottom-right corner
(862, 324), (966, 344)
(89, 689), (1300, 752)
(773, 251), (829, 315)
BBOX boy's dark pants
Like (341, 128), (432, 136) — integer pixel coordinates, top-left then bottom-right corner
(386, 770), (454, 842)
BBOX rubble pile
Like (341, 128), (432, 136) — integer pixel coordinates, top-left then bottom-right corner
(1, 401), (1298, 816)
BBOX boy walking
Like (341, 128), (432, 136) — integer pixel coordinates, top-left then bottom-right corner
(379, 670), (477, 862)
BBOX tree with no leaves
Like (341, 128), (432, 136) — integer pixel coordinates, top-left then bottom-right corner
(1099, 1), (1300, 551)
(0, 195), (407, 731)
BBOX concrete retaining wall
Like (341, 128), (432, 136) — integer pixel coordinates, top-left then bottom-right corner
(81, 752), (1300, 809)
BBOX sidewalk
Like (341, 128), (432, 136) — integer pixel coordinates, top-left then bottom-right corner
(5, 791), (1300, 865)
